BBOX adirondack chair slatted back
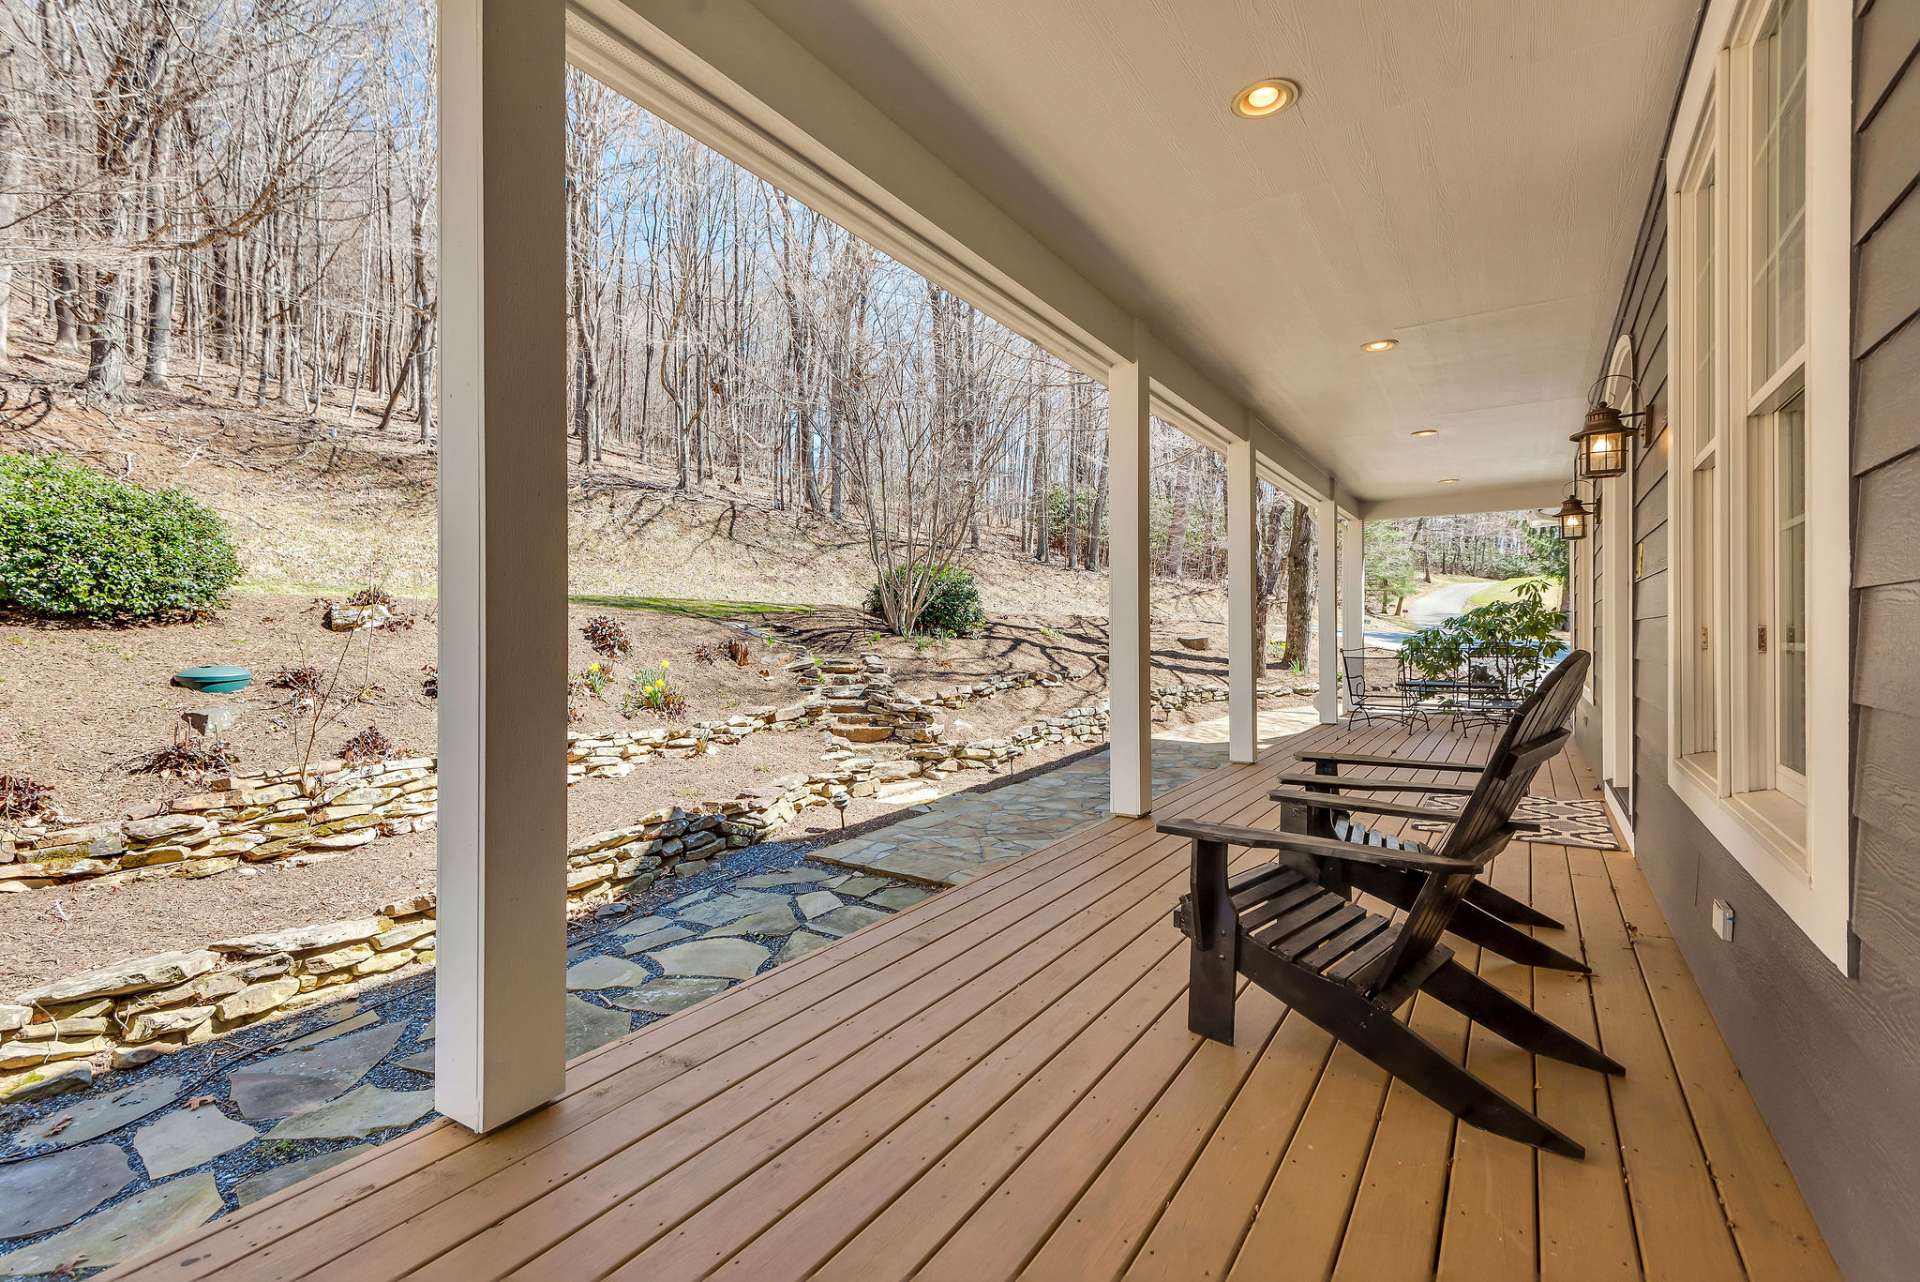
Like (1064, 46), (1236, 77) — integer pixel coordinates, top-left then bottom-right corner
(1359, 650), (1591, 997)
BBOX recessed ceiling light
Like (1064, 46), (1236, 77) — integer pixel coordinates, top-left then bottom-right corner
(1438, 477), (1460, 485)
(1231, 78), (1300, 119)
(1361, 338), (1399, 353)
(1411, 428), (1440, 438)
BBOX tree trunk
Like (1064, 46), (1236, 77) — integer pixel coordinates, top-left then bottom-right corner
(1280, 503), (1315, 669)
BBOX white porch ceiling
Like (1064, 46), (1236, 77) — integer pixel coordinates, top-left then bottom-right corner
(741, 0), (1698, 504)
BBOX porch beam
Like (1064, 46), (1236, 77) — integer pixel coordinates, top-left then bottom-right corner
(1108, 342), (1153, 816)
(1314, 497), (1340, 724)
(1226, 434), (1259, 764)
(435, 0), (569, 1133)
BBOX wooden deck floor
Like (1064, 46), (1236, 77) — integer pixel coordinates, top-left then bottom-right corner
(107, 721), (1838, 1282)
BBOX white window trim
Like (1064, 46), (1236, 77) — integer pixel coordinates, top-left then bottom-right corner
(1665, 0), (1852, 973)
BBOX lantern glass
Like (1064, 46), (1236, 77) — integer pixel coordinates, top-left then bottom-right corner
(1556, 496), (1589, 541)
(1572, 405), (1632, 480)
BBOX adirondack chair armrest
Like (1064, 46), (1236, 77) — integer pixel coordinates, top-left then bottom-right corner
(1272, 772), (1478, 795)
(1295, 749), (1486, 773)
(1267, 787), (1464, 823)
(1155, 818), (1480, 875)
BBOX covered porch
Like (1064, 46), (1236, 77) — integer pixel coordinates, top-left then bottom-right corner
(105, 718), (1835, 1281)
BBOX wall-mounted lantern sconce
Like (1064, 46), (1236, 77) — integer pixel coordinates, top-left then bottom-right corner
(1571, 374), (1652, 481)
(1555, 492), (1591, 541)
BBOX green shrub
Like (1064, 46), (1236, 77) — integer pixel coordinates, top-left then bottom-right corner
(865, 564), (987, 637)
(0, 452), (241, 620)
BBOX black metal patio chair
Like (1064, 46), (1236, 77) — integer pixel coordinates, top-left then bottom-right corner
(1160, 649), (1619, 1158)
(1338, 647), (1429, 732)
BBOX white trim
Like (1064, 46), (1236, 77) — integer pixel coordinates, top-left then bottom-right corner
(1602, 335), (1637, 798)
(1107, 341), (1153, 816)
(1663, 0), (1852, 972)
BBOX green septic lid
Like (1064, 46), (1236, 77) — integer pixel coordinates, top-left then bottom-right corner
(174, 665), (252, 694)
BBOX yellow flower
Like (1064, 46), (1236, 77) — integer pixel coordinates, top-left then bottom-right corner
(660, 659), (670, 669)
(589, 662), (602, 673)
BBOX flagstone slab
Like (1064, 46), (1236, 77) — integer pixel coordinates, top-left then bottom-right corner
(284, 1010), (379, 1049)
(265, 1085), (433, 1141)
(6, 1074), (183, 1153)
(565, 996), (633, 1057)
(229, 1023), (405, 1120)
(618, 925), (697, 955)
(651, 939), (770, 981)
(868, 886), (936, 911)
(795, 891), (843, 920)
(735, 870), (828, 889)
(607, 977), (734, 1016)
(565, 955), (650, 991)
(234, 1144), (370, 1205)
(0, 1172), (221, 1277)
(418, 1018), (435, 1043)
(703, 905), (801, 938)
(133, 1106), (258, 1178)
(809, 905), (891, 938)
(673, 891), (788, 928)
(775, 932), (836, 965)
(833, 876), (890, 899)
(394, 1050), (435, 1075)
(611, 914), (672, 938)
(0, 1145), (134, 1240)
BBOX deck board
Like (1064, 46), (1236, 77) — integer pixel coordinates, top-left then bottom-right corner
(105, 721), (1835, 1282)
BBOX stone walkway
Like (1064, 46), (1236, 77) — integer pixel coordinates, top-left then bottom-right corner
(813, 706), (1321, 885)
(0, 706), (1320, 1279)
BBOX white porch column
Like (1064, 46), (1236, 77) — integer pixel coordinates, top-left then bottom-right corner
(435, 0), (568, 1133)
(1226, 435), (1259, 764)
(1314, 496), (1340, 724)
(1341, 516), (1364, 666)
(1107, 349), (1152, 816)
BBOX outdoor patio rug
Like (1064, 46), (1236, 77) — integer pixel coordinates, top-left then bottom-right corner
(1409, 795), (1621, 850)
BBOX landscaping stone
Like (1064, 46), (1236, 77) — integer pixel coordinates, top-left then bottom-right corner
(617, 924), (696, 955)
(606, 977), (733, 1016)
(564, 955), (649, 992)
(284, 1010), (377, 1048)
(736, 871), (827, 889)
(133, 1107), (257, 1179)
(265, 1085), (433, 1141)
(0, 1036), (108, 1068)
(775, 932), (835, 965)
(6, 1075), (183, 1153)
(123, 1004), (214, 1044)
(564, 995), (633, 1058)
(210, 920), (381, 956)
(0, 1007), (27, 1034)
(17, 950), (219, 1005)
(0, 1061), (92, 1102)
(704, 904), (801, 938)
(795, 891), (843, 920)
(611, 914), (670, 938)
(834, 876), (889, 899)
(394, 1050), (435, 1075)
(809, 905), (891, 938)
(233, 1145), (370, 1206)
(0, 1172), (222, 1277)
(673, 890), (787, 928)
(0, 1145), (134, 1240)
(215, 977), (301, 1021)
(228, 1023), (404, 1120)
(651, 939), (769, 981)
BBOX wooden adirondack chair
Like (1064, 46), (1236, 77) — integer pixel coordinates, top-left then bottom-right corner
(1160, 649), (1622, 1158)
(1256, 649), (1594, 974)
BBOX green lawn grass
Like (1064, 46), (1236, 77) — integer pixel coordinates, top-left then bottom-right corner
(567, 593), (813, 620)
(1467, 577), (1565, 610)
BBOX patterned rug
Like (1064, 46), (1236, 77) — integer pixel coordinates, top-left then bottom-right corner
(1409, 795), (1621, 850)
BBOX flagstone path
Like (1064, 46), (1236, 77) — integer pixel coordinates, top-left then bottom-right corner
(0, 709), (1320, 1277)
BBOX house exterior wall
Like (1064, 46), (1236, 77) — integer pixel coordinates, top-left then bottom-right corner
(1609, 3), (1920, 1276)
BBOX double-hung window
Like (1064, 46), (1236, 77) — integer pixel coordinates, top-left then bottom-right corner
(1667, 0), (1849, 968)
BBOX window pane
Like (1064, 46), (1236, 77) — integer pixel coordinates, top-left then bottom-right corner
(1777, 399), (1806, 776)
(1691, 461), (1717, 755)
(1693, 162), (1717, 451)
(1750, 0), (1807, 385)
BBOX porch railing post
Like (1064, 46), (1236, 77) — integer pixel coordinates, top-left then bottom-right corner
(1227, 433), (1259, 764)
(1315, 496), (1340, 724)
(435, 0), (568, 1133)
(1107, 342), (1153, 816)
